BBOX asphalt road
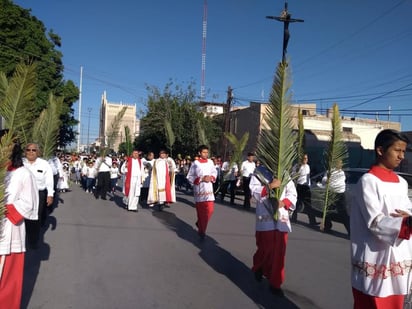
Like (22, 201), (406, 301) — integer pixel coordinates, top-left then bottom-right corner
(22, 183), (352, 309)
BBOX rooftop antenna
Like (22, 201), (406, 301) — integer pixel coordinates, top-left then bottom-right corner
(200, 0), (208, 100)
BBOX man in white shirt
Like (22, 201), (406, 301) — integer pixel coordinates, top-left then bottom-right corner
(23, 143), (54, 249)
(240, 152), (256, 209)
(94, 153), (112, 200)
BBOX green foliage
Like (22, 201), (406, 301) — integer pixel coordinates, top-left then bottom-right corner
(256, 61), (297, 201)
(164, 119), (175, 156)
(0, 62), (37, 146)
(31, 93), (63, 159)
(0, 61), (38, 228)
(320, 103), (348, 230)
(122, 126), (133, 156)
(224, 132), (249, 174)
(104, 106), (127, 155)
(136, 80), (222, 156)
(0, 0), (79, 147)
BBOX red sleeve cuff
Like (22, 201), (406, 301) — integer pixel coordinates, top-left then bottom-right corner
(194, 177), (201, 185)
(6, 204), (24, 225)
(261, 187), (268, 197)
(282, 198), (292, 210)
(399, 217), (411, 240)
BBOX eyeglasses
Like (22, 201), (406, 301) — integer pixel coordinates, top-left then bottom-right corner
(25, 148), (37, 152)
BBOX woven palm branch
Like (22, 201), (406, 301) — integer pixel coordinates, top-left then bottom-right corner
(197, 118), (208, 147)
(0, 132), (14, 222)
(124, 125), (133, 156)
(224, 131), (249, 176)
(0, 62), (37, 146)
(0, 63), (37, 226)
(105, 106), (127, 155)
(320, 103), (348, 231)
(296, 108), (305, 164)
(256, 61), (297, 207)
(31, 93), (63, 159)
(164, 119), (175, 156)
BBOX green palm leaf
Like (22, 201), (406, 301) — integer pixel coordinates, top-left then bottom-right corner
(0, 63), (37, 226)
(124, 125), (133, 156)
(196, 118), (208, 146)
(164, 119), (175, 156)
(256, 61), (297, 205)
(105, 106), (127, 155)
(31, 93), (63, 159)
(296, 108), (305, 164)
(224, 131), (249, 172)
(320, 103), (348, 230)
(0, 62), (37, 146)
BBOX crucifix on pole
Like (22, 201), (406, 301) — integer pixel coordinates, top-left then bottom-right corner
(266, 2), (304, 63)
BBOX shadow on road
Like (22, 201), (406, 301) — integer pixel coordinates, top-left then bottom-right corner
(152, 210), (301, 309)
(21, 215), (55, 309)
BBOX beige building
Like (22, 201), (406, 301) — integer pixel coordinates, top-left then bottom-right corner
(224, 101), (402, 169)
(99, 91), (137, 152)
(229, 102), (400, 152)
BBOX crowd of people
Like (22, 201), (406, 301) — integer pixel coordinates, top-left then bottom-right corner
(1, 128), (412, 308)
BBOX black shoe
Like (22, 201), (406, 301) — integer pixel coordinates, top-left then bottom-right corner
(158, 204), (164, 211)
(269, 286), (285, 297)
(199, 233), (206, 242)
(254, 269), (263, 282)
(101, 197), (107, 200)
(309, 221), (320, 226)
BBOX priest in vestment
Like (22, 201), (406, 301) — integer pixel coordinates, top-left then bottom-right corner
(147, 150), (176, 210)
(123, 150), (143, 212)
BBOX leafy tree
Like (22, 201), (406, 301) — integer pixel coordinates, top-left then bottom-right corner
(0, 0), (79, 147)
(136, 81), (222, 156)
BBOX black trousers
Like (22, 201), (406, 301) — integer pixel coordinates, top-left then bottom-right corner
(324, 192), (350, 234)
(96, 171), (110, 199)
(26, 189), (48, 247)
(242, 176), (251, 208)
(292, 184), (317, 224)
(220, 179), (237, 204)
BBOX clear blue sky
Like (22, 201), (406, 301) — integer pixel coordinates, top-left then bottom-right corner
(13, 0), (412, 144)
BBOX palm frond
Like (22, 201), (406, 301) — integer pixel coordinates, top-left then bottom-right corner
(256, 61), (297, 200)
(296, 108), (305, 164)
(224, 132), (249, 170)
(0, 62), (37, 146)
(124, 125), (133, 156)
(0, 131), (14, 221)
(31, 93), (63, 159)
(105, 106), (127, 154)
(320, 103), (348, 230)
(196, 118), (208, 147)
(164, 119), (175, 156)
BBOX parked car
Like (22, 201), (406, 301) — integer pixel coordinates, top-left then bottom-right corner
(296, 168), (412, 224)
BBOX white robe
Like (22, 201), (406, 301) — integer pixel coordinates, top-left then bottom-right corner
(351, 170), (412, 297)
(125, 158), (143, 211)
(186, 159), (217, 203)
(147, 158), (176, 204)
(250, 176), (297, 232)
(0, 167), (39, 256)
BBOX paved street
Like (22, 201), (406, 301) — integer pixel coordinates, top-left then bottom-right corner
(22, 184), (352, 309)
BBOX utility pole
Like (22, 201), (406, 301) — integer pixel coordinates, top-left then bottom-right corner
(223, 86), (233, 161)
(87, 107), (92, 153)
(266, 2), (304, 63)
(77, 66), (83, 153)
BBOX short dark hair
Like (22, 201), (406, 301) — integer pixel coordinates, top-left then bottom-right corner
(198, 145), (209, 152)
(247, 152), (254, 157)
(374, 129), (409, 156)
